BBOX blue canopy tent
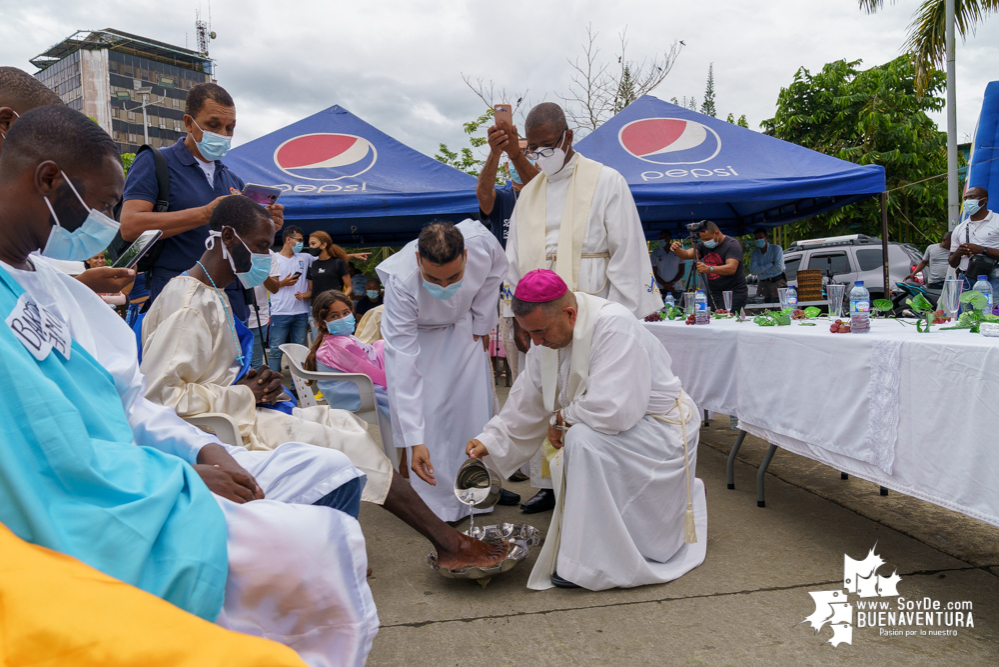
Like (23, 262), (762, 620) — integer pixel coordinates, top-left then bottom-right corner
(225, 105), (479, 244)
(574, 95), (886, 238)
(967, 81), (999, 200)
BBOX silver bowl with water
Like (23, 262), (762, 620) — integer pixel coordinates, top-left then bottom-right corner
(428, 522), (542, 579)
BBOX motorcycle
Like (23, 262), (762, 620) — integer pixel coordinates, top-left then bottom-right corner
(891, 281), (941, 317)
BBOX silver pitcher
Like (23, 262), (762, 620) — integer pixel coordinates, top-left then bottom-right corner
(454, 458), (502, 510)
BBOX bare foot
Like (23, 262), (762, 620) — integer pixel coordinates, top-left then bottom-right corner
(436, 533), (512, 570)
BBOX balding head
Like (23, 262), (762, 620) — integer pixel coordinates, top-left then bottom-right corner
(0, 67), (63, 148)
(525, 102), (568, 134)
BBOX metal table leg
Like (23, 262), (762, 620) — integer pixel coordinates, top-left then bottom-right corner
(757, 445), (778, 508)
(727, 430), (748, 490)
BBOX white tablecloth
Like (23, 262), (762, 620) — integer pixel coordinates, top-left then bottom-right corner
(645, 318), (999, 527)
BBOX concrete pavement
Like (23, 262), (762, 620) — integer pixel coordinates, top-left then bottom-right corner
(359, 400), (999, 666)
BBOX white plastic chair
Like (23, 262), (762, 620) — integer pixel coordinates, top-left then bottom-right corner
(184, 412), (243, 448)
(279, 343), (398, 466)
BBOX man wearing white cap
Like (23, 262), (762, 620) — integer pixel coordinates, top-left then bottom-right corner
(467, 269), (707, 591)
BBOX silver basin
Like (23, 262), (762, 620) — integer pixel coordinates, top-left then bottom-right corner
(427, 523), (542, 580)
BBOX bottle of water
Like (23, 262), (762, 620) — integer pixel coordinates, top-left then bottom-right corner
(786, 285), (798, 309)
(695, 289), (709, 324)
(664, 292), (675, 310)
(850, 281), (870, 333)
(973, 275), (993, 311)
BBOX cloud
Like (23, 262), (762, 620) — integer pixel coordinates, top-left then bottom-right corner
(2, 0), (996, 155)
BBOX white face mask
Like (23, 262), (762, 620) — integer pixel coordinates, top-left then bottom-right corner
(533, 131), (568, 177)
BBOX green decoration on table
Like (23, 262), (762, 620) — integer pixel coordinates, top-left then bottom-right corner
(872, 299), (893, 317)
(803, 306), (822, 319)
(753, 309), (792, 327)
(939, 291), (999, 333)
(905, 293), (935, 333)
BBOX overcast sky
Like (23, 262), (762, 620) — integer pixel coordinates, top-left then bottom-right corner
(2, 0), (997, 158)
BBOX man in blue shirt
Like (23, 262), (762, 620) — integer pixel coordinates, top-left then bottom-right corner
(748, 227), (786, 302)
(119, 82), (283, 322)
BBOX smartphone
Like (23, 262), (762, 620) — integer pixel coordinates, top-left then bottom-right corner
(290, 272), (303, 280)
(494, 103), (513, 129)
(111, 230), (163, 269)
(242, 183), (283, 206)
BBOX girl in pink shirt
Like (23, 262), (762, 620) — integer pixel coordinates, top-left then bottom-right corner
(305, 290), (389, 411)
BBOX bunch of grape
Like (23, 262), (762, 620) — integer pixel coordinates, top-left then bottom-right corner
(714, 309), (729, 315)
(829, 319), (852, 333)
(685, 313), (697, 325)
(931, 309), (951, 324)
(791, 309), (807, 320)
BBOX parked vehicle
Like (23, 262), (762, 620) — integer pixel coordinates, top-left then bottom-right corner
(782, 234), (923, 301)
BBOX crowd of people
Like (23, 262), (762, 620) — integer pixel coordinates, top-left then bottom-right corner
(13, 59), (994, 666)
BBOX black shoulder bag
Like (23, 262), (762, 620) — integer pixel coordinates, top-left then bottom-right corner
(963, 222), (998, 279)
(108, 145), (169, 273)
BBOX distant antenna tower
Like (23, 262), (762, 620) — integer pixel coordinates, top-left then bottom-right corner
(195, 5), (216, 57)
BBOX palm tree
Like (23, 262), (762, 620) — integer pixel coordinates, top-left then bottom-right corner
(859, 0), (998, 92)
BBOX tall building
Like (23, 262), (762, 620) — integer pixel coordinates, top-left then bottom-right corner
(31, 28), (214, 154)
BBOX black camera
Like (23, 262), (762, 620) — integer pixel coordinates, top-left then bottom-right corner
(686, 220), (710, 234)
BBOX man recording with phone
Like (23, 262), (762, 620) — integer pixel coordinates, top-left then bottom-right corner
(477, 106), (539, 385)
(119, 82), (284, 322)
(671, 220), (748, 313)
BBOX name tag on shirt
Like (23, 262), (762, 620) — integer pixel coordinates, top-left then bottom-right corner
(6, 293), (71, 361)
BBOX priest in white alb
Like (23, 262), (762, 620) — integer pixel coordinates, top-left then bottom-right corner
(377, 220), (509, 522)
(467, 270), (707, 590)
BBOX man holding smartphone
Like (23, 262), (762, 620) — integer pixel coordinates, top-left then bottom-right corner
(266, 225), (312, 370)
(119, 82), (284, 322)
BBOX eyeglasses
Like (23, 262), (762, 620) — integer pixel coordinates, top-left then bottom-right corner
(525, 131), (566, 160)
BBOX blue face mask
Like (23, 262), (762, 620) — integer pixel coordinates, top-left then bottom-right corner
(192, 119), (232, 161)
(206, 230), (272, 288)
(292, 242), (304, 254)
(423, 278), (463, 300)
(509, 159), (536, 185)
(366, 290), (380, 300)
(703, 238), (719, 249)
(41, 170), (121, 261)
(755, 239), (766, 248)
(326, 313), (355, 336)
(964, 198), (983, 217)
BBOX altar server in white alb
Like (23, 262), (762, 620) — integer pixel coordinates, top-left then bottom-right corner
(503, 102), (663, 510)
(377, 220), (507, 521)
(467, 270), (707, 591)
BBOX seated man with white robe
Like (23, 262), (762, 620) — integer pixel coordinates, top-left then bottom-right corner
(140, 195), (510, 572)
(467, 269), (708, 591)
(0, 105), (377, 666)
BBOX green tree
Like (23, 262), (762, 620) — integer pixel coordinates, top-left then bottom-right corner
(725, 112), (748, 128)
(762, 56), (950, 245)
(700, 63), (716, 117)
(859, 0), (998, 93)
(433, 109), (494, 177)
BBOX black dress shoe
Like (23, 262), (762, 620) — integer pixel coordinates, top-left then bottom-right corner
(507, 471), (529, 483)
(497, 488), (521, 506)
(551, 571), (581, 588)
(520, 488), (555, 514)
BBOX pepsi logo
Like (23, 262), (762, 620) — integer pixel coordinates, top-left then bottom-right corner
(618, 118), (721, 165)
(273, 133), (378, 181)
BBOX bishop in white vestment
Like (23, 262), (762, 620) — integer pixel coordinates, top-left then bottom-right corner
(468, 270), (707, 591)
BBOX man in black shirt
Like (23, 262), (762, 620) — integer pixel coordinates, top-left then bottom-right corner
(355, 278), (383, 318)
(671, 220), (748, 313)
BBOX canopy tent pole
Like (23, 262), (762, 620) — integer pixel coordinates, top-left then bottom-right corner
(946, 0), (960, 230)
(881, 192), (890, 298)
